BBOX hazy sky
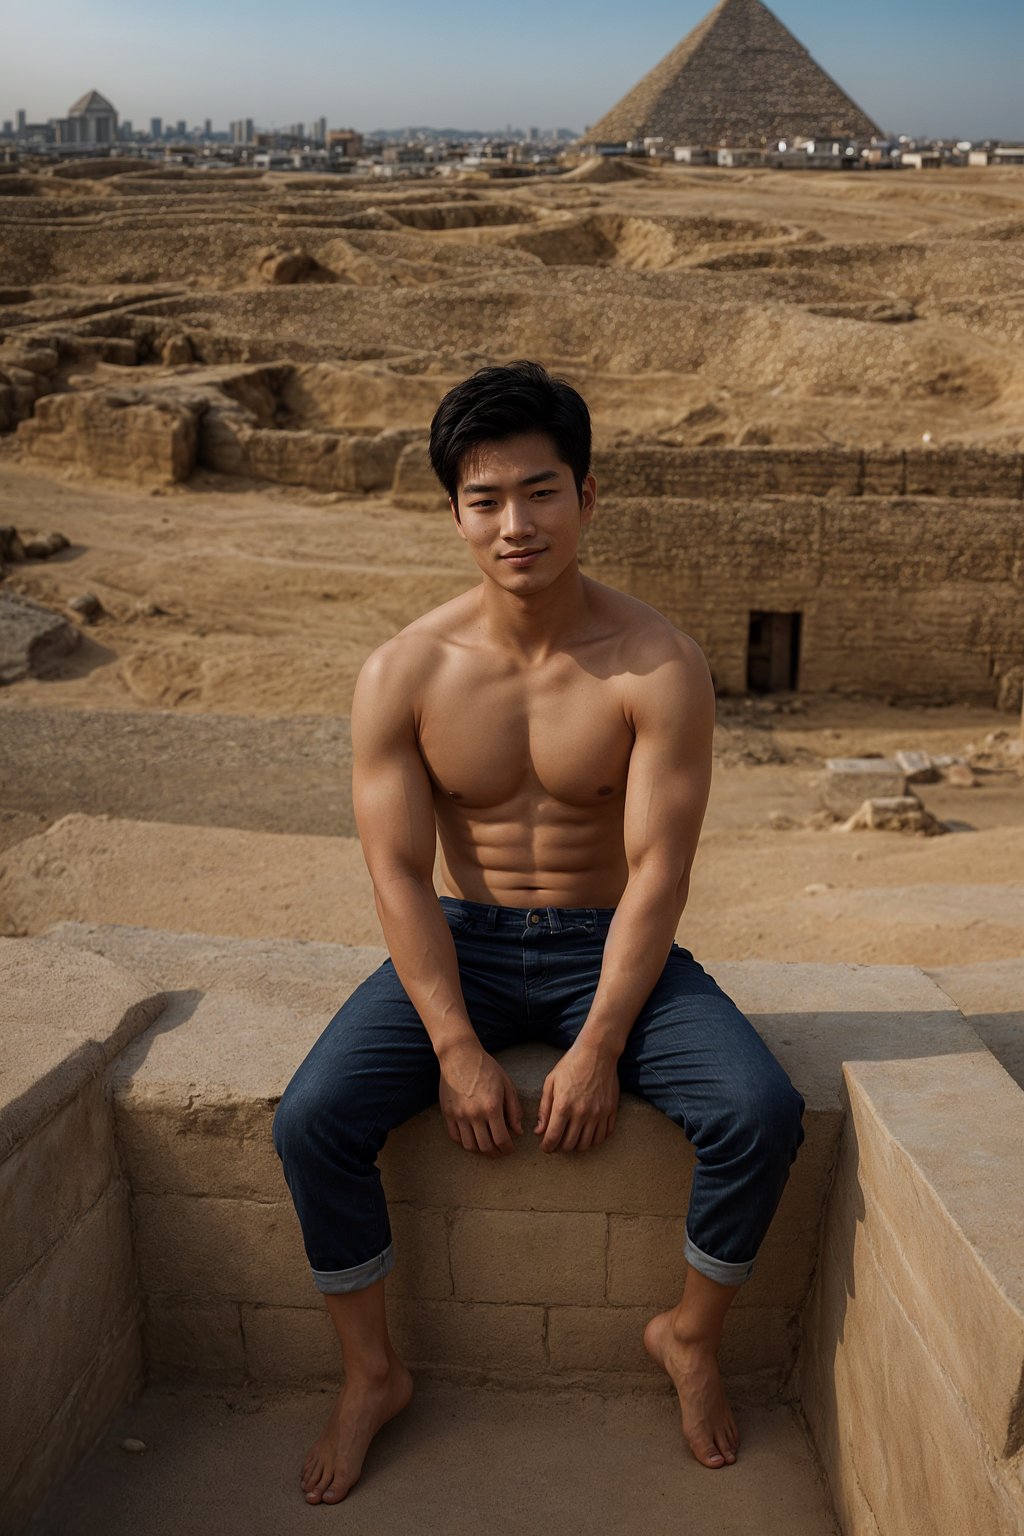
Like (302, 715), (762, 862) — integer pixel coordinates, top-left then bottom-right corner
(3, 0), (1022, 141)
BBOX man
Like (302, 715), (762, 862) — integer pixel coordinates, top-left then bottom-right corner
(273, 361), (805, 1506)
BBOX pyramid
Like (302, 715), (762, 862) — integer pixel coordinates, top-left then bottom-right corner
(68, 90), (117, 118)
(584, 0), (880, 148)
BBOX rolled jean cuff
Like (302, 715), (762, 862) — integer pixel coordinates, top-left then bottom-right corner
(684, 1232), (754, 1287)
(311, 1241), (395, 1295)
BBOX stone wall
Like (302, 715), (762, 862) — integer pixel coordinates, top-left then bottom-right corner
(582, 494), (1024, 697)
(799, 994), (1024, 1535)
(0, 940), (165, 1535)
(17, 391), (199, 487)
(198, 408), (414, 495)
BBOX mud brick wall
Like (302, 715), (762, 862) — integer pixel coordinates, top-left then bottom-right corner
(583, 495), (1024, 697)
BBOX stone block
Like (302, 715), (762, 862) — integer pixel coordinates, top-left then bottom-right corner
(0, 1183), (137, 1498)
(895, 749), (939, 782)
(0, 588), (80, 686)
(115, 1096), (284, 1202)
(820, 757), (906, 817)
(387, 1299), (548, 1375)
(803, 1184), (1022, 1536)
(842, 1048), (1024, 1458)
(143, 1298), (245, 1377)
(387, 1203), (453, 1301)
(926, 958), (1024, 1092)
(18, 390), (199, 486)
(0, 1075), (118, 1295)
(0, 936), (165, 1159)
(449, 1209), (606, 1305)
(134, 1193), (315, 1309)
(546, 1304), (656, 1375)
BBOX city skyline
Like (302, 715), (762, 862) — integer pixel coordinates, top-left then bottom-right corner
(3, 0), (1023, 142)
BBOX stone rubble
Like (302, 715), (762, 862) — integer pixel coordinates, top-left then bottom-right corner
(838, 795), (947, 836)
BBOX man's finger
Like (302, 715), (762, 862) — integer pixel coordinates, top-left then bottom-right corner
(541, 1104), (568, 1153)
(576, 1122), (597, 1152)
(457, 1120), (476, 1153)
(488, 1113), (515, 1156)
(560, 1116), (584, 1153)
(473, 1120), (498, 1157)
(443, 1113), (461, 1145)
(535, 1076), (554, 1135)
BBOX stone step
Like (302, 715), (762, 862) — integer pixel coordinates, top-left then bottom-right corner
(26, 1382), (838, 1536)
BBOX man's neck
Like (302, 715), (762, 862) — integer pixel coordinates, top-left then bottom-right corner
(477, 565), (593, 664)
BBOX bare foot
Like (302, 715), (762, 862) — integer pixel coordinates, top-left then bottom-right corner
(644, 1311), (739, 1469)
(301, 1358), (414, 1504)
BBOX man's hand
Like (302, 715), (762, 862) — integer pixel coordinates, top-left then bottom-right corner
(535, 1039), (620, 1153)
(439, 1039), (524, 1157)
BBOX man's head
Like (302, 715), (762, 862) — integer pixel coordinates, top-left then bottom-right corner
(428, 360), (592, 513)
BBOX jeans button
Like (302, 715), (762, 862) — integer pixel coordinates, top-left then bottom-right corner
(529, 912), (540, 925)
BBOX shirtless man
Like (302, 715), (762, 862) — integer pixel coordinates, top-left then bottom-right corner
(273, 361), (805, 1506)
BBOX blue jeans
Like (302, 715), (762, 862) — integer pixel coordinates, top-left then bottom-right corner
(273, 899), (805, 1294)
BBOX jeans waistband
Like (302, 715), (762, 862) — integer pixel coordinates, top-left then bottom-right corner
(439, 896), (615, 934)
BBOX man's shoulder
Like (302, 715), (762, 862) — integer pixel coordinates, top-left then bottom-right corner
(357, 590), (478, 692)
(588, 578), (708, 675)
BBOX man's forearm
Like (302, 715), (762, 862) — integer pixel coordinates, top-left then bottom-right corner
(576, 869), (689, 1059)
(372, 872), (477, 1059)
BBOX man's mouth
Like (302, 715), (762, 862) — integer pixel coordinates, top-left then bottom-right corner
(500, 548), (545, 564)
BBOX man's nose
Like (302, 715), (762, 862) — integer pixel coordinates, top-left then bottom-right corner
(501, 499), (536, 538)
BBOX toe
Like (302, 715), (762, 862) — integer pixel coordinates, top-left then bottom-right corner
(321, 1479), (350, 1505)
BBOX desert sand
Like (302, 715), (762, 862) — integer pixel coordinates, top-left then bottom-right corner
(1, 160), (1022, 964)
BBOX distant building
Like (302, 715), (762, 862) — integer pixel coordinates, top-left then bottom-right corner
(327, 128), (363, 159)
(900, 150), (941, 170)
(16, 110), (26, 133)
(150, 117), (162, 139)
(54, 89), (118, 147)
(175, 119), (187, 139)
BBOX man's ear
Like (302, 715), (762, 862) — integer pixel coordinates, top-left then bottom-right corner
(450, 495), (466, 538)
(580, 473), (597, 529)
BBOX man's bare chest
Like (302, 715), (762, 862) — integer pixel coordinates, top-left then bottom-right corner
(416, 664), (635, 811)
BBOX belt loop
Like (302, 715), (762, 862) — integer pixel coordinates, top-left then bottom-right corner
(485, 905), (499, 931)
(546, 906), (562, 932)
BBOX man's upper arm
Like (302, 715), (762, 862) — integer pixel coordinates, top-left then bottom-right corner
(351, 644), (436, 888)
(623, 632), (715, 890)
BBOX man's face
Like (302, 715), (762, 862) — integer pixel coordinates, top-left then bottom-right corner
(451, 431), (596, 591)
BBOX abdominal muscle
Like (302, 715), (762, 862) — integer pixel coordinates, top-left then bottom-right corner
(434, 793), (629, 910)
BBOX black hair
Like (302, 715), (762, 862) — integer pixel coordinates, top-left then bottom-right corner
(428, 360), (591, 508)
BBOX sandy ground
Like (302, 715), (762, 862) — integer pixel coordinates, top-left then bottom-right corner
(1, 161), (1022, 965)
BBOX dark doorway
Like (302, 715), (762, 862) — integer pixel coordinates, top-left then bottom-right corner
(747, 610), (802, 692)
